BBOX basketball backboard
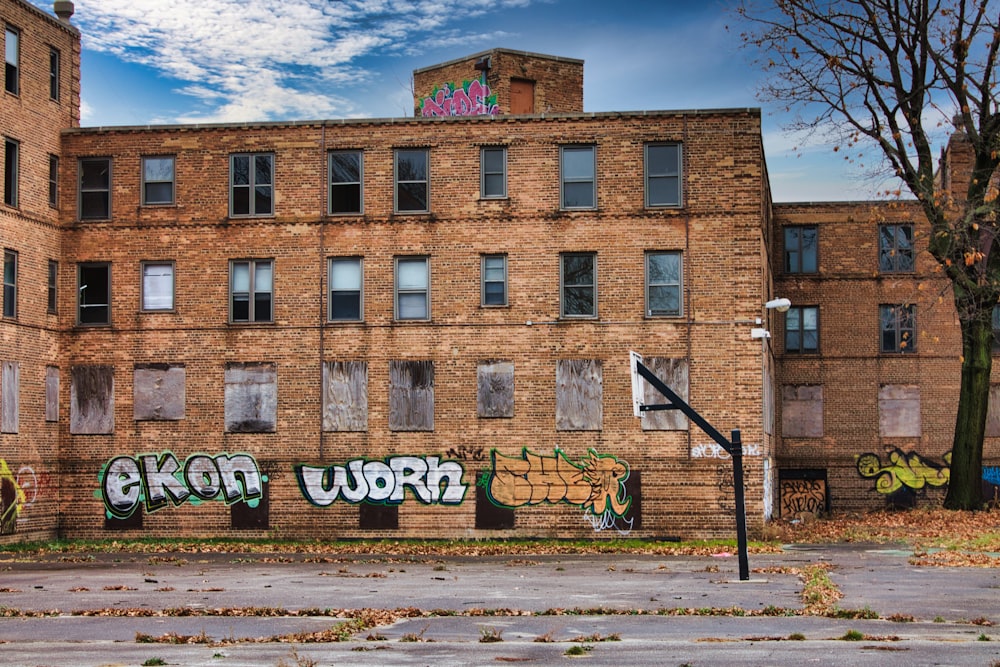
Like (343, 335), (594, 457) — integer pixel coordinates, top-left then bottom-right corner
(629, 350), (644, 418)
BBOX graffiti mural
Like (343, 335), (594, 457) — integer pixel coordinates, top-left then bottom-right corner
(856, 449), (950, 496)
(690, 442), (763, 459)
(486, 448), (631, 520)
(0, 459), (26, 534)
(296, 456), (467, 506)
(779, 479), (827, 517)
(446, 445), (486, 462)
(420, 80), (499, 117)
(99, 452), (265, 519)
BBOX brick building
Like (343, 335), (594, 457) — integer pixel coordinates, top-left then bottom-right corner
(0, 2), (991, 545)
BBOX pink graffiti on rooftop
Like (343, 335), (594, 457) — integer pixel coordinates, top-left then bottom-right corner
(421, 80), (500, 117)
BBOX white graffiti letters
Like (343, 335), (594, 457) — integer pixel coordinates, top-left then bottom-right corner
(296, 456), (466, 506)
(690, 442), (763, 459)
(101, 452), (263, 518)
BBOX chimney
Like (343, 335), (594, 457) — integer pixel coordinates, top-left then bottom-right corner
(53, 1), (74, 23)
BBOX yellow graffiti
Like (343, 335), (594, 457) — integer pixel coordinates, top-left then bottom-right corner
(0, 459), (26, 534)
(488, 448), (631, 517)
(856, 449), (951, 494)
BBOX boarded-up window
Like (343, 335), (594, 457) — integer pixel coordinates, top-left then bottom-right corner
(477, 361), (514, 418)
(778, 469), (828, 517)
(987, 384), (1000, 437)
(782, 385), (823, 438)
(133, 363), (185, 421)
(389, 360), (434, 431)
(224, 362), (277, 433)
(879, 384), (921, 437)
(1, 361), (17, 433)
(70, 365), (114, 435)
(322, 361), (367, 431)
(45, 366), (59, 422)
(556, 359), (602, 431)
(640, 357), (688, 431)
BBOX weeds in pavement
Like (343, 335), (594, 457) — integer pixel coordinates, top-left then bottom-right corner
(479, 626), (504, 643)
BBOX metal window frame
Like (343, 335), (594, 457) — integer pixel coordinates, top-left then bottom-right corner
(229, 258), (274, 323)
(559, 251), (597, 318)
(784, 226), (818, 274)
(49, 45), (59, 101)
(229, 153), (274, 217)
(394, 255), (430, 320)
(559, 145), (596, 210)
(77, 261), (111, 326)
(393, 148), (430, 213)
(328, 256), (364, 321)
(880, 303), (916, 353)
(785, 305), (819, 354)
(141, 156), (176, 206)
(48, 154), (58, 207)
(3, 249), (16, 318)
(78, 157), (112, 220)
(878, 223), (915, 273)
(480, 146), (507, 199)
(644, 250), (683, 317)
(140, 260), (176, 312)
(47, 259), (57, 314)
(644, 143), (682, 208)
(480, 254), (508, 307)
(328, 150), (364, 215)
(4, 25), (19, 96)
(4, 137), (17, 207)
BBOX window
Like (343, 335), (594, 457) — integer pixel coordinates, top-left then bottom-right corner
(395, 149), (429, 213)
(388, 360), (434, 431)
(785, 306), (819, 353)
(49, 46), (59, 101)
(4, 26), (18, 95)
(4, 138), (17, 207)
(328, 257), (362, 321)
(230, 259), (272, 322)
(561, 252), (596, 317)
(47, 260), (57, 314)
(560, 145), (596, 209)
(481, 254), (507, 306)
(395, 256), (429, 320)
(481, 146), (507, 198)
(328, 150), (362, 214)
(784, 226), (817, 273)
(79, 158), (111, 220)
(645, 143), (681, 207)
(645, 251), (682, 316)
(880, 304), (916, 353)
(3, 249), (15, 318)
(48, 155), (58, 207)
(141, 261), (174, 311)
(879, 224), (914, 272)
(230, 153), (273, 217)
(142, 156), (175, 205)
(78, 262), (111, 325)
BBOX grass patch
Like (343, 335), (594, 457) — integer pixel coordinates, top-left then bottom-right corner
(840, 629), (864, 641)
(564, 645), (592, 656)
(479, 626), (503, 643)
(142, 659), (166, 666)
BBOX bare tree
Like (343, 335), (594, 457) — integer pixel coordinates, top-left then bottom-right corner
(737, 0), (999, 509)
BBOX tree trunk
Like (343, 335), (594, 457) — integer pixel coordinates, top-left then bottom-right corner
(943, 313), (991, 510)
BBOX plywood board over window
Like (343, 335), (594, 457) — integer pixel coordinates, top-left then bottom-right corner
(477, 361), (514, 418)
(782, 385), (823, 438)
(133, 363), (185, 421)
(556, 359), (602, 431)
(1, 361), (18, 433)
(389, 360), (434, 431)
(878, 384), (921, 438)
(640, 357), (688, 431)
(224, 362), (276, 433)
(70, 365), (114, 434)
(323, 361), (367, 431)
(44, 366), (58, 422)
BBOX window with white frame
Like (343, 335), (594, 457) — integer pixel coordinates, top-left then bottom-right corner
(230, 259), (273, 323)
(561, 252), (596, 317)
(560, 145), (596, 209)
(880, 304), (916, 353)
(4, 138), (17, 207)
(329, 150), (362, 214)
(4, 26), (18, 95)
(230, 153), (273, 217)
(79, 158), (111, 220)
(395, 149), (429, 213)
(645, 143), (681, 207)
(481, 146), (507, 198)
(3, 249), (15, 318)
(645, 251), (682, 316)
(481, 254), (507, 306)
(395, 256), (429, 320)
(328, 257), (363, 321)
(142, 156), (175, 206)
(141, 261), (174, 311)
(78, 262), (110, 325)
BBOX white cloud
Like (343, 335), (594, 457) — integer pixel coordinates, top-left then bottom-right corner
(53, 0), (540, 123)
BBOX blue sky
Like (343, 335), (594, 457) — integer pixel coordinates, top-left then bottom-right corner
(32, 0), (906, 202)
